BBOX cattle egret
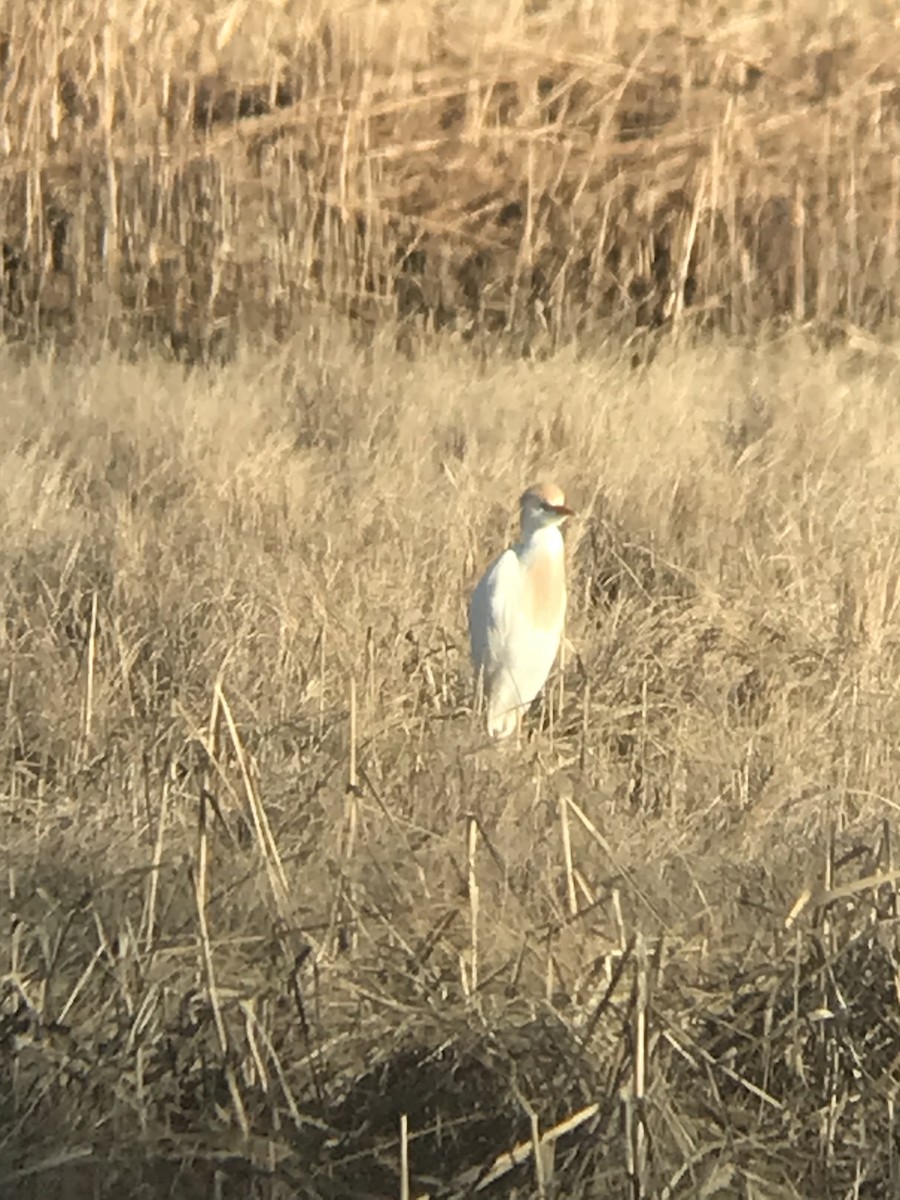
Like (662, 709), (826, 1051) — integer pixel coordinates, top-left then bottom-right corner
(469, 482), (574, 739)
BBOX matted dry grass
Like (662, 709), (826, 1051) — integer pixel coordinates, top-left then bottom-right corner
(2, 325), (900, 1195)
(0, 0), (899, 354)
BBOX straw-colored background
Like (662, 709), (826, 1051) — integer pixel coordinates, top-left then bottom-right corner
(2, 2), (900, 1195)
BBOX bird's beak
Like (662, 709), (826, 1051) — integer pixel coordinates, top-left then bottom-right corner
(550, 504), (575, 518)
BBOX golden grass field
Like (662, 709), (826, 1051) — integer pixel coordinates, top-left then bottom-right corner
(3, 0), (900, 1197)
(4, 327), (900, 1196)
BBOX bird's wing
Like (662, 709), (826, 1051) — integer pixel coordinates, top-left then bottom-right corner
(468, 548), (521, 671)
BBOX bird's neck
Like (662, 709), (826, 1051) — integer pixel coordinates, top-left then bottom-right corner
(517, 523), (567, 631)
(518, 524), (564, 557)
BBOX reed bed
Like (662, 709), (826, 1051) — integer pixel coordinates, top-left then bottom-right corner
(0, 0), (898, 355)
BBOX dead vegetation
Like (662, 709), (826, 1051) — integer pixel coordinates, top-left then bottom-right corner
(3, 1), (900, 1195)
(1, 330), (900, 1196)
(0, 0), (899, 358)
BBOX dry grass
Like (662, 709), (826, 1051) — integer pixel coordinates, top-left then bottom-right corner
(2, 324), (900, 1195)
(0, 0), (900, 354)
(3, 0), (900, 1194)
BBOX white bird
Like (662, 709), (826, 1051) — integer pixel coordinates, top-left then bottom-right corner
(469, 482), (574, 739)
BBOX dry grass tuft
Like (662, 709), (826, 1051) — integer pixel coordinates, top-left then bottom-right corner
(2, 326), (900, 1195)
(0, 0), (899, 355)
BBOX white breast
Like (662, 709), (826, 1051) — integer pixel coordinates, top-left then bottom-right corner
(468, 528), (567, 738)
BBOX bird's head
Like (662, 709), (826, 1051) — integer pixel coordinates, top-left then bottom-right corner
(519, 482), (574, 536)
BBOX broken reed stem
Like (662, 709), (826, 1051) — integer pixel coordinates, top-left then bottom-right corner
(530, 1107), (547, 1198)
(822, 818), (835, 953)
(239, 999), (307, 1134)
(565, 793), (665, 925)
(207, 669), (223, 756)
(8, 870), (19, 977)
(613, 888), (627, 954)
(326, 673), (362, 956)
(349, 673), (357, 792)
(470, 1103), (599, 1191)
(318, 623), (326, 739)
(365, 625), (375, 711)
(580, 678), (590, 771)
(240, 1003), (269, 1096)
(467, 814), (479, 997)
(142, 760), (171, 953)
(884, 818), (897, 920)
(193, 789), (250, 1139)
(559, 795), (578, 917)
(399, 1113), (409, 1200)
(540, 685), (551, 743)
(57, 943), (104, 1025)
(216, 680), (291, 914)
(631, 932), (648, 1198)
(474, 662), (485, 727)
(545, 927), (554, 1003)
(793, 179), (806, 322)
(511, 1078), (551, 1197)
(344, 672), (360, 864)
(557, 627), (566, 733)
(79, 589), (99, 763)
(670, 168), (705, 329)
